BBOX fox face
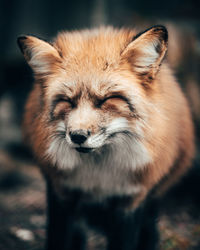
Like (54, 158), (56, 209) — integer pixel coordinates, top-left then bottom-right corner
(18, 26), (168, 173)
(49, 69), (143, 153)
(45, 67), (152, 172)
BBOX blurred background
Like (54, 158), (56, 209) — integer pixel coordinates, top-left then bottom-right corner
(0, 0), (200, 249)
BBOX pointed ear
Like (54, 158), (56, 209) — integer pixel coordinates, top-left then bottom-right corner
(121, 26), (168, 81)
(17, 35), (61, 75)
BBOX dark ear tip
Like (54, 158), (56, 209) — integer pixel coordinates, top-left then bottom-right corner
(133, 25), (168, 43)
(151, 25), (168, 42)
(17, 36), (28, 53)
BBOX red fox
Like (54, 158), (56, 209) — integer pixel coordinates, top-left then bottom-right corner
(18, 26), (194, 250)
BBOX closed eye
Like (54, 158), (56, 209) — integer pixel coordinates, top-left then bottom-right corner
(50, 95), (75, 121)
(53, 95), (75, 108)
(97, 95), (128, 107)
(97, 95), (134, 112)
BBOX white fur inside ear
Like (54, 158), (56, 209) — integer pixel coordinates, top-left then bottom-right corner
(27, 40), (60, 74)
(136, 40), (159, 68)
(30, 54), (50, 73)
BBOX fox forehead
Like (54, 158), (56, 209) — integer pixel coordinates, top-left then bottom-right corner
(53, 27), (137, 69)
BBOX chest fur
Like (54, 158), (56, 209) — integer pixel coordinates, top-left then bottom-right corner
(51, 158), (146, 203)
(46, 134), (151, 201)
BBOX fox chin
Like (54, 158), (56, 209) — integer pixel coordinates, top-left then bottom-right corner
(18, 25), (194, 250)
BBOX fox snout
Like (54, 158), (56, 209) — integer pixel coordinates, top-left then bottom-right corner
(69, 130), (91, 145)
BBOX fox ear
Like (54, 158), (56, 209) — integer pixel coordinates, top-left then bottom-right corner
(17, 35), (61, 75)
(121, 26), (168, 80)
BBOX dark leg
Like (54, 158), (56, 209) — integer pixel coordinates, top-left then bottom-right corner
(45, 180), (86, 250)
(105, 206), (145, 250)
(137, 200), (159, 250)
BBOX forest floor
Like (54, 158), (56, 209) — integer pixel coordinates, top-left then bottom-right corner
(0, 148), (200, 250)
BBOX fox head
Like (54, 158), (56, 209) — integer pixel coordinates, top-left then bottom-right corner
(18, 26), (168, 170)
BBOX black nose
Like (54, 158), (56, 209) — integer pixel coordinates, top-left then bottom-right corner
(69, 130), (89, 145)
